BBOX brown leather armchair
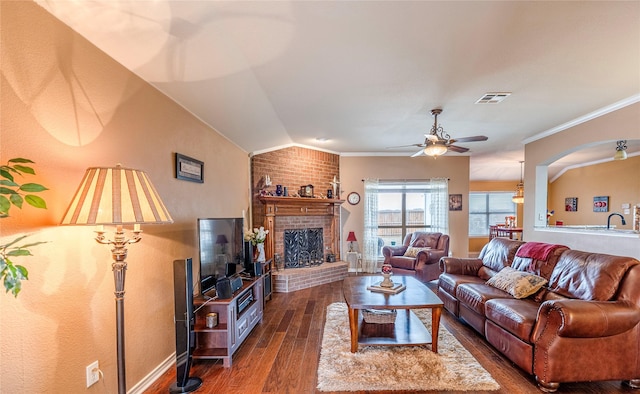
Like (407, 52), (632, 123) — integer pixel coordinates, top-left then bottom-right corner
(382, 232), (449, 283)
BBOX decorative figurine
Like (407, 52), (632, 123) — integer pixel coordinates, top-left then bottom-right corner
(380, 263), (394, 288)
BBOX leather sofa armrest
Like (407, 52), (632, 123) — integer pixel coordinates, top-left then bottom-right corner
(415, 250), (447, 282)
(382, 245), (407, 258)
(382, 245), (407, 265)
(439, 257), (483, 275)
(416, 250), (445, 267)
(533, 299), (640, 340)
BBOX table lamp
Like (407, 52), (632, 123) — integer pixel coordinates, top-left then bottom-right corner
(61, 165), (173, 394)
(346, 231), (357, 252)
(216, 234), (228, 254)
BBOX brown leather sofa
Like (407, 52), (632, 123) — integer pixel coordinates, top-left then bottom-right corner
(438, 237), (640, 392)
(382, 232), (449, 283)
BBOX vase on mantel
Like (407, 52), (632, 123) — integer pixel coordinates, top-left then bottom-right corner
(256, 242), (266, 262)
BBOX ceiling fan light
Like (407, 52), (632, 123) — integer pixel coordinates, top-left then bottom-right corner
(424, 142), (448, 157)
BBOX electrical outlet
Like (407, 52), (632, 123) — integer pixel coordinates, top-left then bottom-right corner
(86, 361), (100, 387)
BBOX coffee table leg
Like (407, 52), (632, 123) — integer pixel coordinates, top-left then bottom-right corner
(348, 307), (359, 353)
(431, 306), (442, 353)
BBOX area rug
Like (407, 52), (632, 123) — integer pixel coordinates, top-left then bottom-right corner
(317, 302), (500, 392)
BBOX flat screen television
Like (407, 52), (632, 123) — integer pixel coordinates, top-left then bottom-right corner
(197, 218), (245, 295)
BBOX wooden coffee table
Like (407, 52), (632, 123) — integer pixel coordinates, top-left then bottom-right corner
(342, 275), (443, 353)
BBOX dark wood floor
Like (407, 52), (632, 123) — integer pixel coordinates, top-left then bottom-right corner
(144, 277), (635, 394)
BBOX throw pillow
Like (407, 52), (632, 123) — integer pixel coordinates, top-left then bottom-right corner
(403, 246), (431, 258)
(486, 266), (548, 299)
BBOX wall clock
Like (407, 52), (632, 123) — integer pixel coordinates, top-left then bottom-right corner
(347, 192), (360, 205)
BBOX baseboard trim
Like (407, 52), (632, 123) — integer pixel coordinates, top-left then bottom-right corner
(129, 352), (175, 394)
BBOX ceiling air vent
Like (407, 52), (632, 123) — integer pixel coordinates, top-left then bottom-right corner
(475, 92), (511, 104)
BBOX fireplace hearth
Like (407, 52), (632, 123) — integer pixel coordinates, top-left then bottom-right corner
(284, 228), (324, 268)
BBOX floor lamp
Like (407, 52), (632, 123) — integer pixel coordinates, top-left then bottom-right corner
(61, 165), (173, 394)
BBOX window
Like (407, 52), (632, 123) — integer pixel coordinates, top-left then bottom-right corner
(469, 192), (516, 236)
(375, 181), (447, 252)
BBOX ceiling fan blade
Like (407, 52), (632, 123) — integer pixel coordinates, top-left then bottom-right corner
(385, 143), (425, 149)
(410, 149), (425, 157)
(451, 135), (488, 143)
(448, 145), (470, 153)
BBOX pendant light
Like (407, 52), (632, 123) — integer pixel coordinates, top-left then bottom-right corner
(512, 161), (524, 204)
(614, 140), (627, 160)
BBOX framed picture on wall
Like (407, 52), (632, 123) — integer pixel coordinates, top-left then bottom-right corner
(593, 196), (609, 212)
(449, 194), (462, 211)
(175, 153), (204, 183)
(565, 197), (578, 212)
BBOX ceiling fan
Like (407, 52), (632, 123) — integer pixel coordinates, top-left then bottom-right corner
(388, 108), (488, 157)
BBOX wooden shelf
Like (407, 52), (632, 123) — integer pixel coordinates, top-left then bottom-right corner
(194, 322), (228, 332)
(258, 196), (344, 205)
(192, 347), (229, 358)
(191, 276), (264, 367)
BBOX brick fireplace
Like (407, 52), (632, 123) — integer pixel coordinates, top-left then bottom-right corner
(251, 146), (347, 292)
(272, 261), (348, 293)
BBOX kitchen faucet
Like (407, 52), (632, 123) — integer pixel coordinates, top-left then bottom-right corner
(607, 213), (626, 229)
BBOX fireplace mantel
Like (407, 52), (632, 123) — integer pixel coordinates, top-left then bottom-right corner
(259, 196), (344, 213)
(258, 196), (344, 262)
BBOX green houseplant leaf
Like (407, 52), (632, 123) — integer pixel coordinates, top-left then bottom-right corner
(13, 165), (35, 175)
(0, 196), (10, 215)
(10, 194), (23, 209)
(25, 195), (47, 209)
(20, 183), (48, 192)
(0, 158), (48, 297)
(8, 158), (36, 164)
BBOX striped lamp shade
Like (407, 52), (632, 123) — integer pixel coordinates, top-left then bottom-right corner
(61, 165), (173, 225)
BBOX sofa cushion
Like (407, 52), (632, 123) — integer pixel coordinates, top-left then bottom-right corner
(485, 298), (540, 342)
(486, 267), (548, 299)
(548, 250), (640, 301)
(387, 256), (416, 270)
(512, 244), (569, 280)
(438, 273), (485, 296)
(456, 283), (513, 315)
(478, 237), (525, 273)
(409, 232), (440, 248)
(403, 246), (431, 258)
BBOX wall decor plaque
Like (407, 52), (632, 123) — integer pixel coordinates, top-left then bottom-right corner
(565, 197), (578, 212)
(593, 196), (609, 212)
(175, 153), (204, 183)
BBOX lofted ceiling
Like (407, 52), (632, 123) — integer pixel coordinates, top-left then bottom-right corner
(35, 1), (640, 181)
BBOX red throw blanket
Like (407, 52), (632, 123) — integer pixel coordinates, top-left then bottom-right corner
(516, 242), (566, 261)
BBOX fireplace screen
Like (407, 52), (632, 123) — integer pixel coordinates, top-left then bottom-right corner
(284, 228), (324, 268)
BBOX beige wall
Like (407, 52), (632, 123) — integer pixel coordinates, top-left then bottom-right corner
(1, 2), (249, 393)
(524, 102), (640, 258)
(549, 156), (639, 229)
(340, 155), (470, 258)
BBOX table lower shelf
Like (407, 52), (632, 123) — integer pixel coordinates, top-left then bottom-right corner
(358, 309), (432, 347)
(192, 347), (228, 358)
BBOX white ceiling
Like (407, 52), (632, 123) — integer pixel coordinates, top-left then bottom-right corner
(36, 1), (640, 181)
